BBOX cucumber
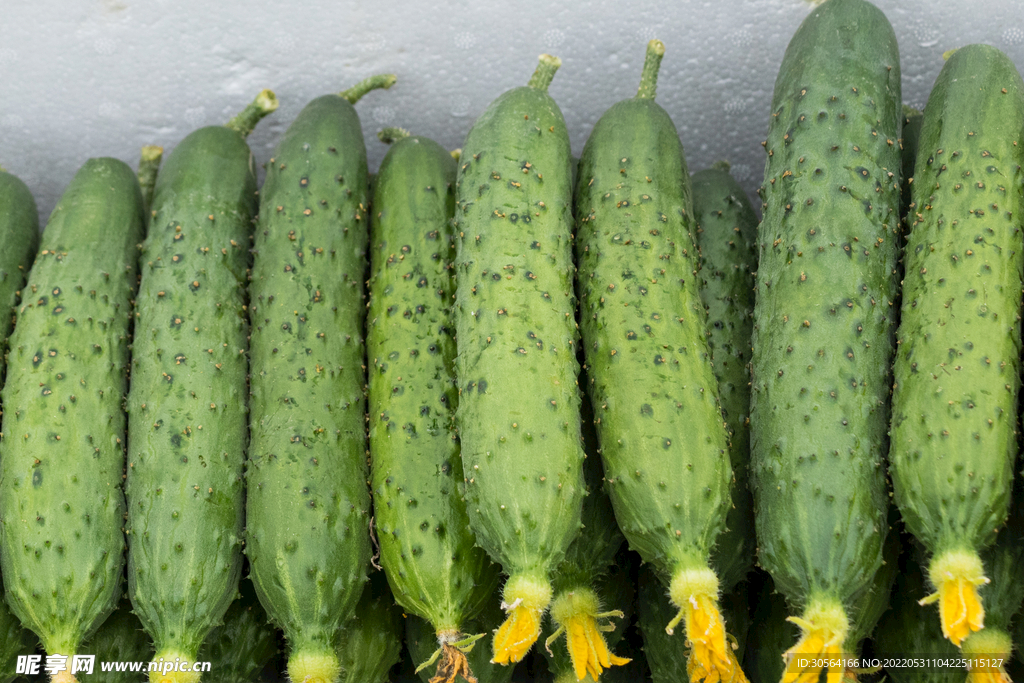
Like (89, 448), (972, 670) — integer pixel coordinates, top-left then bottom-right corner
(336, 572), (403, 683)
(749, 0), (901, 677)
(245, 75), (393, 683)
(199, 577), (279, 683)
(899, 106), (923, 232)
(0, 157), (144, 683)
(124, 90), (277, 683)
(368, 126), (501, 682)
(889, 43), (1024, 647)
(406, 600), (516, 683)
(539, 396), (629, 682)
(0, 168), (39, 351)
(453, 54), (584, 663)
(691, 161), (759, 593)
(84, 597), (153, 683)
(574, 39), (738, 680)
(0, 166), (40, 683)
(874, 554), (960, 683)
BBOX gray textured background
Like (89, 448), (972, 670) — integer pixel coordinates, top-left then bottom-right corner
(2, 0), (1023, 223)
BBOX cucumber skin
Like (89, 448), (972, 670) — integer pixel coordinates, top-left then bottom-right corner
(454, 84), (584, 576)
(0, 169), (40, 680)
(199, 577), (279, 683)
(246, 95), (372, 655)
(889, 44), (1024, 557)
(750, 0), (901, 606)
(691, 166), (759, 592)
(0, 170), (39, 349)
(126, 126), (256, 657)
(576, 96), (730, 577)
(84, 597), (154, 683)
(369, 134), (499, 629)
(0, 158), (144, 654)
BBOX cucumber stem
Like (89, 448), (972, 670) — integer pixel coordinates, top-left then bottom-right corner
(636, 39), (665, 100)
(340, 74), (397, 104)
(377, 127), (410, 144)
(225, 89), (279, 138)
(137, 145), (163, 215)
(528, 54), (561, 92)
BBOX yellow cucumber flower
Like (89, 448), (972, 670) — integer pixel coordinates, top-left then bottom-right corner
(962, 627), (1012, 683)
(547, 587), (630, 681)
(667, 567), (748, 683)
(921, 549), (988, 646)
(492, 575), (552, 665)
(780, 600), (848, 683)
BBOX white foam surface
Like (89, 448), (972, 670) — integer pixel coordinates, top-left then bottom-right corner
(2, 0), (1022, 222)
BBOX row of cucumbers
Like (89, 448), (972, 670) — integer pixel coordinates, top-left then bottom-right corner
(0, 32), (747, 683)
(2, 0), (1024, 681)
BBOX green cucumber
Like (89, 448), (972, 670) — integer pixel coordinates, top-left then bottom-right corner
(406, 600), (516, 683)
(539, 399), (629, 683)
(453, 54), (584, 663)
(246, 75), (393, 683)
(749, 0), (901, 675)
(0, 168), (39, 351)
(899, 106), (923, 232)
(125, 90), (277, 683)
(691, 161), (759, 593)
(0, 166), (40, 683)
(84, 597), (154, 683)
(575, 39), (738, 679)
(889, 43), (1024, 646)
(336, 572), (403, 683)
(368, 126), (501, 682)
(0, 157), (145, 682)
(874, 553), (960, 683)
(199, 577), (279, 683)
